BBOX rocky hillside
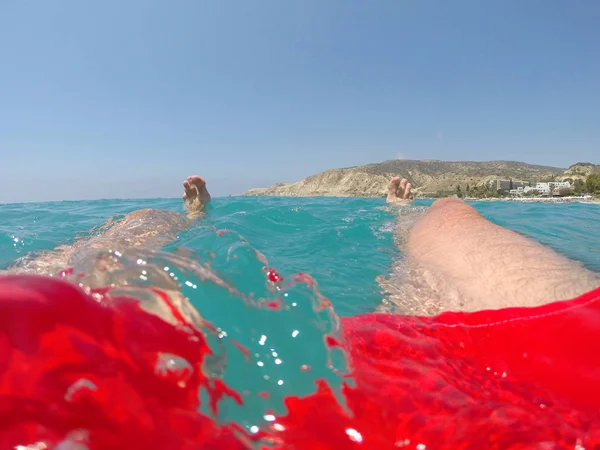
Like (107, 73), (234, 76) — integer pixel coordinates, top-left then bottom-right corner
(243, 160), (568, 198)
(558, 162), (600, 181)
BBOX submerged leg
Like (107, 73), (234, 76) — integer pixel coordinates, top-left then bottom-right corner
(10, 175), (212, 275)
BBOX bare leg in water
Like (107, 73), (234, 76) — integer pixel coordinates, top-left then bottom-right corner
(381, 177), (600, 314)
(9, 175), (211, 275)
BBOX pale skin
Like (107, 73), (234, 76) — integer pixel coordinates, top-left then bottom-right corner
(8, 175), (599, 314)
(383, 177), (600, 314)
(9, 176), (211, 275)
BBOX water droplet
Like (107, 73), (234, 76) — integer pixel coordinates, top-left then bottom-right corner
(346, 428), (363, 443)
(64, 379), (98, 403)
(55, 429), (89, 450)
(274, 358), (282, 365)
(217, 328), (228, 338)
(15, 443), (48, 450)
(292, 330), (299, 338)
(264, 414), (276, 422)
(154, 353), (193, 388)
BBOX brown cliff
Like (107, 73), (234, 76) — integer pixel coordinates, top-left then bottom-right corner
(243, 160), (569, 197)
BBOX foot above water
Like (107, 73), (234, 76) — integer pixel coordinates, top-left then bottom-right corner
(386, 177), (412, 204)
(183, 175), (211, 212)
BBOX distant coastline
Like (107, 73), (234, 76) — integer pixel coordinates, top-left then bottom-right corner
(244, 159), (600, 200)
(460, 196), (599, 204)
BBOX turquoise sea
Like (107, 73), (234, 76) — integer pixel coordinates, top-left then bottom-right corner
(1, 197), (600, 431)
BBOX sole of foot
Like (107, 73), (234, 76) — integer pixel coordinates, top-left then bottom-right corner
(387, 177), (412, 204)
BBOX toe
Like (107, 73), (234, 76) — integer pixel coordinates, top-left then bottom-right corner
(183, 180), (198, 200)
(191, 175), (206, 187)
(404, 183), (412, 199)
(399, 178), (408, 196)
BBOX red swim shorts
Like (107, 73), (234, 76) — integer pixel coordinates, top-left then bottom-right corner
(0, 274), (599, 449)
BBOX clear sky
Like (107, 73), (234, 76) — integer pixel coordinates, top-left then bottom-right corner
(1, 0), (599, 202)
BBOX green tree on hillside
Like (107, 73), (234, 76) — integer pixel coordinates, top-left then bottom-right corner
(574, 179), (586, 194)
(586, 174), (600, 194)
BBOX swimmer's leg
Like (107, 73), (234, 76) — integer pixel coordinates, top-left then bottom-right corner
(379, 178), (443, 314)
(74, 175), (212, 253)
(10, 175), (212, 275)
(385, 178), (422, 246)
(405, 197), (600, 311)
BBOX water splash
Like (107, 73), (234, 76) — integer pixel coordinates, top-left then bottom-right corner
(58, 226), (352, 438)
(154, 353), (194, 388)
(64, 379), (99, 403)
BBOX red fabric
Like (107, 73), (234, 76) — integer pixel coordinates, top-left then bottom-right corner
(337, 287), (600, 448)
(0, 274), (599, 449)
(0, 275), (245, 449)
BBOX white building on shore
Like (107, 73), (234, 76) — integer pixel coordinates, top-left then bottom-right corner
(491, 179), (572, 196)
(488, 180), (530, 191)
(528, 181), (571, 195)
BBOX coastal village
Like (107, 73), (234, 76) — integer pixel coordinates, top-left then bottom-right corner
(244, 160), (600, 202)
(479, 179), (590, 199)
(497, 180), (571, 196)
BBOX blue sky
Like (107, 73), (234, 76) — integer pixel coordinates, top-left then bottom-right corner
(1, 0), (599, 202)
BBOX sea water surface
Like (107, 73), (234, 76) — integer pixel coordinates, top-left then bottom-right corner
(1, 196), (600, 442)
(2, 197), (599, 298)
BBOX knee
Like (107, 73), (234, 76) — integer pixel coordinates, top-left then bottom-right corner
(428, 197), (480, 222)
(430, 197), (466, 211)
(408, 198), (481, 255)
